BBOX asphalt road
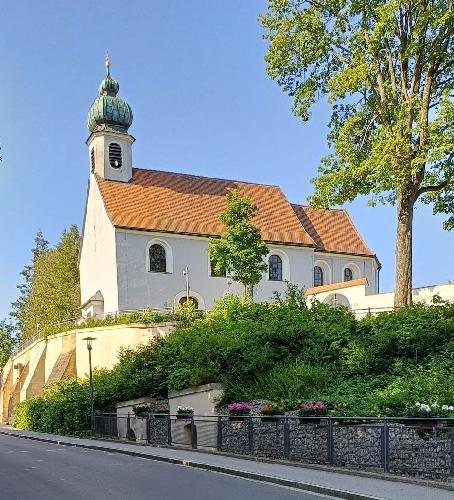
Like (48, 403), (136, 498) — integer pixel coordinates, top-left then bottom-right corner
(0, 434), (334, 500)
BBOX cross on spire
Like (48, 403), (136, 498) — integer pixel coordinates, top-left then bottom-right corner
(105, 50), (111, 77)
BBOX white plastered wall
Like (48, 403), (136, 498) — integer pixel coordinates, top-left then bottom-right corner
(115, 230), (315, 311)
(79, 176), (119, 314)
(312, 252), (378, 293)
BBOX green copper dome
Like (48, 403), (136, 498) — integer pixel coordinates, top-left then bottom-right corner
(87, 58), (133, 134)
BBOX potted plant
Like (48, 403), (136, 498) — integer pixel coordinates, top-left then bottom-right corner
(228, 402), (252, 421)
(298, 401), (328, 425)
(261, 402), (285, 423)
(133, 405), (151, 418)
(406, 402), (453, 428)
(176, 405), (194, 420)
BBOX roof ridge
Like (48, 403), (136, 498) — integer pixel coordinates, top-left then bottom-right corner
(132, 167), (280, 189)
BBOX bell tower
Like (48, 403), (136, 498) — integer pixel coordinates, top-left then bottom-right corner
(86, 55), (134, 182)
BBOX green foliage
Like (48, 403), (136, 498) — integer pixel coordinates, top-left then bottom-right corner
(260, 0), (453, 220)
(13, 378), (91, 437)
(260, 1), (453, 306)
(245, 360), (332, 402)
(0, 320), (16, 368)
(10, 226), (81, 340)
(209, 190), (269, 299)
(10, 231), (49, 334)
(40, 308), (179, 338)
(13, 295), (454, 435)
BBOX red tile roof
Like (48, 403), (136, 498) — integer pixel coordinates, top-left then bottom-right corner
(97, 169), (315, 246)
(96, 168), (375, 258)
(291, 205), (375, 257)
(306, 277), (368, 296)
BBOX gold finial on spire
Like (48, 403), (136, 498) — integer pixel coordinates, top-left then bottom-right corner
(105, 50), (111, 77)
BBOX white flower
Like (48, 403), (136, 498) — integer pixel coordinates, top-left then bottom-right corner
(442, 405), (449, 411)
(449, 406), (454, 411)
(415, 402), (421, 407)
(431, 402), (439, 408)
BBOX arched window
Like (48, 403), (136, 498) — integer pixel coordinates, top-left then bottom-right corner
(314, 266), (324, 287)
(268, 255), (283, 281)
(210, 260), (226, 277)
(179, 296), (199, 309)
(109, 142), (122, 168)
(344, 267), (353, 281)
(149, 244), (166, 272)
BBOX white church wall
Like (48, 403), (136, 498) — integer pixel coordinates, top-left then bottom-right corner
(307, 282), (454, 317)
(79, 177), (119, 314)
(115, 230), (316, 310)
(313, 252), (378, 293)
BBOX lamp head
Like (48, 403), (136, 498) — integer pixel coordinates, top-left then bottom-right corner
(82, 336), (96, 350)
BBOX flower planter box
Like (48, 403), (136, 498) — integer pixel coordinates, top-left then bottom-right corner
(153, 413), (169, 419)
(298, 417), (324, 425)
(177, 414), (193, 420)
(229, 415), (248, 422)
(405, 418), (447, 428)
(261, 416), (280, 423)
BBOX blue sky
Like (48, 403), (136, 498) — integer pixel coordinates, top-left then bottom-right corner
(0, 1), (452, 319)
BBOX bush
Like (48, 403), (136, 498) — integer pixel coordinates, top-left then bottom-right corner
(12, 295), (454, 434)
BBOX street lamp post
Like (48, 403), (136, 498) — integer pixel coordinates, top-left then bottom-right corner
(82, 337), (96, 434)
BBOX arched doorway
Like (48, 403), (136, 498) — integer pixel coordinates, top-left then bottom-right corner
(179, 296), (199, 309)
(323, 293), (351, 309)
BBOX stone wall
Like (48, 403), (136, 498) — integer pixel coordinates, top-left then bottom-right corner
(212, 417), (453, 481)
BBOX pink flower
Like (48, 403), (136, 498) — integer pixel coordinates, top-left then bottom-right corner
(228, 402), (252, 411)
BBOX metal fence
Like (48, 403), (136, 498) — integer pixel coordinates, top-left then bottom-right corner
(93, 414), (454, 481)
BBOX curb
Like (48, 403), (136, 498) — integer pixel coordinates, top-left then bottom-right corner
(175, 442), (454, 492)
(0, 429), (384, 500)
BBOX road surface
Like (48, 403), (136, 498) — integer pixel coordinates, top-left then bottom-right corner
(0, 434), (333, 499)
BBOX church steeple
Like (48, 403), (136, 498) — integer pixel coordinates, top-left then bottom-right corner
(86, 55), (135, 182)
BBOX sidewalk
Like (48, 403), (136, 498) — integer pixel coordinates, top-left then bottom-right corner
(0, 425), (452, 500)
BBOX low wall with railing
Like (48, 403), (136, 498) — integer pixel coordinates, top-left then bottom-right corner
(94, 414), (454, 482)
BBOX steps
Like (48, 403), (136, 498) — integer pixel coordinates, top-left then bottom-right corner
(46, 350), (76, 385)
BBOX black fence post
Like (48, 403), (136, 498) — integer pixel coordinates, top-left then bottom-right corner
(191, 416), (197, 449)
(382, 416), (390, 473)
(327, 416), (334, 464)
(248, 416), (254, 454)
(450, 428), (454, 477)
(283, 417), (290, 460)
(127, 412), (131, 440)
(217, 416), (222, 452)
(167, 415), (172, 446)
(146, 414), (151, 443)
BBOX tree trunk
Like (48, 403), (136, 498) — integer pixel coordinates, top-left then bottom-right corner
(394, 195), (415, 308)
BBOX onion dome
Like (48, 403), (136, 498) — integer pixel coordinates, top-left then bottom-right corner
(87, 56), (133, 134)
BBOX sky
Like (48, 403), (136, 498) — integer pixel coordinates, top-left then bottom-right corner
(0, 1), (452, 319)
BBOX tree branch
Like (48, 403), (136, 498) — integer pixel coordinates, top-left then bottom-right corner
(416, 179), (450, 199)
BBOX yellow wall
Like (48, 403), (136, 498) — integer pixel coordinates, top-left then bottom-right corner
(0, 322), (176, 422)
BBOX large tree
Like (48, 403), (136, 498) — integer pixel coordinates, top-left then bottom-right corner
(10, 230), (49, 333)
(209, 190), (269, 301)
(11, 225), (81, 339)
(260, 0), (453, 307)
(0, 320), (16, 368)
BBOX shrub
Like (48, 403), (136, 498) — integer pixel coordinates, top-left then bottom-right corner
(12, 296), (454, 434)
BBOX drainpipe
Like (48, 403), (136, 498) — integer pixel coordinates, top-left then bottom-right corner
(377, 264), (382, 294)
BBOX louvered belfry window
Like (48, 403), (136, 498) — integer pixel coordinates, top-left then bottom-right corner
(149, 244), (166, 272)
(109, 142), (122, 168)
(90, 148), (96, 172)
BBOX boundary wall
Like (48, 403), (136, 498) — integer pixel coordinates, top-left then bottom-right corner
(0, 322), (176, 423)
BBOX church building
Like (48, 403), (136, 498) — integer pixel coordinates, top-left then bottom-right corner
(79, 61), (379, 317)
